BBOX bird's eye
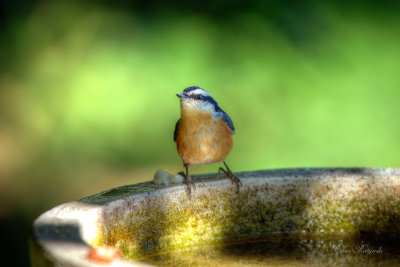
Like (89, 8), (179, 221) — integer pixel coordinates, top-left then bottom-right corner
(194, 95), (202, 100)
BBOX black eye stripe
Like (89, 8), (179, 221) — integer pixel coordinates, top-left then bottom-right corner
(183, 92), (217, 107)
(187, 94), (202, 100)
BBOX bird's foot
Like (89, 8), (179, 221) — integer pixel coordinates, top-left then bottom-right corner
(178, 171), (196, 197)
(219, 167), (242, 193)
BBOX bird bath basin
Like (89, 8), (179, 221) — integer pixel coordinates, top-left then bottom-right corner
(30, 168), (400, 266)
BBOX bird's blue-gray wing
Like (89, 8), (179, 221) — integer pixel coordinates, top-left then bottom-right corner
(173, 118), (181, 141)
(221, 111), (235, 133)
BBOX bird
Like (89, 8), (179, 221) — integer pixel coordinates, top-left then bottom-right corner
(174, 86), (242, 194)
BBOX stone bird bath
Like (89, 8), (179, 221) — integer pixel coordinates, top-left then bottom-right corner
(30, 168), (400, 266)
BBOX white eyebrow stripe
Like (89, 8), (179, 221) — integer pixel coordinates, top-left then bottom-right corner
(186, 89), (211, 97)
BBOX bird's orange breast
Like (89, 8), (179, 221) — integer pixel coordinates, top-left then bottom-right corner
(176, 110), (233, 166)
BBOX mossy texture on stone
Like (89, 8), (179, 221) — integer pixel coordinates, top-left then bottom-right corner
(81, 168), (400, 259)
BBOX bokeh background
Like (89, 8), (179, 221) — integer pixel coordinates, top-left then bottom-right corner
(1, 0), (400, 265)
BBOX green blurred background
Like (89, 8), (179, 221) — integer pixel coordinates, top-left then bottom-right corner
(1, 0), (399, 265)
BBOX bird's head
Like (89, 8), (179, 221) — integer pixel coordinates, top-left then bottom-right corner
(177, 86), (219, 113)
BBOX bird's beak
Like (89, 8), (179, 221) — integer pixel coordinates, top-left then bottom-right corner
(176, 94), (185, 99)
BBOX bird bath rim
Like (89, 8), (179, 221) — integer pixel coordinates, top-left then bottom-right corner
(30, 168), (400, 266)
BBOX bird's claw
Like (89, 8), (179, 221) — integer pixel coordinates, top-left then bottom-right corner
(179, 171), (196, 198)
(219, 167), (242, 193)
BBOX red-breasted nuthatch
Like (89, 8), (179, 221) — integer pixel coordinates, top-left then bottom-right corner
(174, 86), (242, 193)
